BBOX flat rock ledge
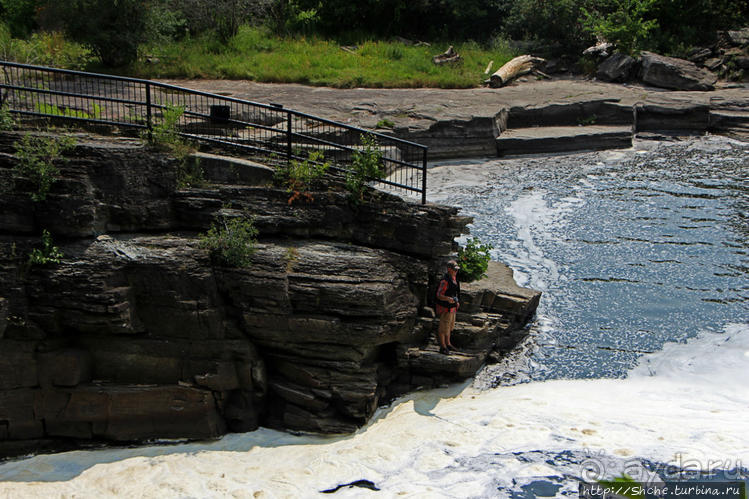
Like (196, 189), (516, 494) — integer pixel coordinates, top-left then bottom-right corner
(162, 79), (749, 159)
(0, 134), (540, 458)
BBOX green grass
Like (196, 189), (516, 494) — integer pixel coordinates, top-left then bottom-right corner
(133, 26), (517, 88)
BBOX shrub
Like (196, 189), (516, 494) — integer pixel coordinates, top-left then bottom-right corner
(345, 133), (384, 202)
(13, 133), (77, 201)
(457, 237), (493, 283)
(582, 0), (659, 56)
(199, 214), (258, 267)
(176, 157), (206, 189)
(376, 119), (394, 129)
(144, 103), (201, 187)
(28, 229), (63, 266)
(150, 103), (185, 147)
(0, 24), (92, 68)
(274, 150), (330, 204)
(0, 102), (15, 131)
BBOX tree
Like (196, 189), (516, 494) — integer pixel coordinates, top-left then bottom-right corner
(48, 0), (149, 66)
(502, 0), (598, 56)
(169, 0), (255, 42)
(270, 0), (504, 41)
(0, 0), (43, 37)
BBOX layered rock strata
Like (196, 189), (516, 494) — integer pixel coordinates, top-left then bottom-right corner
(0, 132), (540, 458)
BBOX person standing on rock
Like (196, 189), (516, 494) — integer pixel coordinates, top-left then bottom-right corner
(435, 260), (460, 354)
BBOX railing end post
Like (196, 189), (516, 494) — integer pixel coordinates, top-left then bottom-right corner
(286, 112), (292, 163)
(421, 147), (428, 205)
(145, 81), (153, 141)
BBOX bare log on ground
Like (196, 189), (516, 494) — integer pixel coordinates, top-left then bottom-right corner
(489, 55), (546, 87)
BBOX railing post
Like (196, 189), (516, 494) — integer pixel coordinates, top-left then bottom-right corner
(286, 112), (292, 162)
(421, 147), (428, 205)
(145, 81), (152, 141)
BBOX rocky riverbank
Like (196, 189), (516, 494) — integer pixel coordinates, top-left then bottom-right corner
(163, 78), (749, 158)
(0, 131), (540, 459)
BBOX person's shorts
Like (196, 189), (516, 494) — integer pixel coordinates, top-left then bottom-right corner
(438, 310), (456, 334)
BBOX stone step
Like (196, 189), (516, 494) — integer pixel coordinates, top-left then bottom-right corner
(709, 110), (749, 137)
(397, 344), (486, 380)
(506, 99), (633, 129)
(496, 125), (633, 156)
(187, 152), (275, 186)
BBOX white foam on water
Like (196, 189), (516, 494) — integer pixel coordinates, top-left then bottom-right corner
(2, 324), (747, 498)
(502, 190), (561, 292)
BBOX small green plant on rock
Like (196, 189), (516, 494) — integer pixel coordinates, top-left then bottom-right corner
(150, 103), (185, 148)
(0, 102), (15, 130)
(28, 229), (63, 266)
(13, 133), (77, 201)
(177, 156), (206, 189)
(457, 237), (494, 283)
(376, 118), (394, 129)
(284, 246), (300, 272)
(346, 133), (384, 203)
(578, 114), (597, 126)
(144, 103), (204, 188)
(144, 103), (193, 159)
(199, 213), (258, 268)
(274, 150), (330, 204)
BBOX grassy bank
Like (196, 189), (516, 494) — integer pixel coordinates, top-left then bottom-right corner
(131, 26), (517, 88)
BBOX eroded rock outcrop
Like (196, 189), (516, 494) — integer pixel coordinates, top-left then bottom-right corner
(0, 132), (540, 457)
(596, 53), (637, 83)
(639, 51), (719, 91)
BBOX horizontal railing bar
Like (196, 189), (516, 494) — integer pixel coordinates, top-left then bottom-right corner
(148, 81), (291, 113)
(11, 109), (148, 129)
(0, 84), (149, 108)
(284, 130), (421, 167)
(1, 61), (155, 85)
(178, 133), (283, 156)
(176, 109), (286, 136)
(287, 108), (427, 148)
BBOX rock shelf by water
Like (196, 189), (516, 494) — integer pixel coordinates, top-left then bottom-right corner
(0, 131), (540, 458)
(161, 79), (749, 158)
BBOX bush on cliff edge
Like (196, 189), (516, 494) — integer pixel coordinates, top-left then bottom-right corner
(200, 213), (258, 268)
(458, 237), (493, 283)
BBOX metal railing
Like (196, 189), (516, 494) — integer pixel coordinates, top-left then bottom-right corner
(0, 61), (428, 203)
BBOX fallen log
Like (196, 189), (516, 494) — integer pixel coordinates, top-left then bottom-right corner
(583, 41), (614, 57)
(433, 45), (461, 65)
(489, 55), (546, 88)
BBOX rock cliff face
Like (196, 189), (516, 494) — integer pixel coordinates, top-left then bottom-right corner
(0, 132), (540, 458)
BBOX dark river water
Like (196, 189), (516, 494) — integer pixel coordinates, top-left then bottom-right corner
(428, 136), (748, 381)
